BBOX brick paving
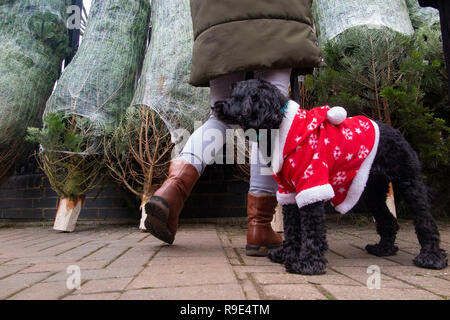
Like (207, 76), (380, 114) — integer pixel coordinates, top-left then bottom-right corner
(0, 220), (449, 300)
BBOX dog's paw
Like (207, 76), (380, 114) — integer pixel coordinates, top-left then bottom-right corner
(413, 248), (448, 270)
(285, 258), (327, 275)
(366, 243), (398, 257)
(268, 247), (286, 264)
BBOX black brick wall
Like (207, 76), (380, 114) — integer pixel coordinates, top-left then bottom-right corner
(0, 164), (249, 222)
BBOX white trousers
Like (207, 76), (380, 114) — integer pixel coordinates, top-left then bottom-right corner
(178, 68), (291, 194)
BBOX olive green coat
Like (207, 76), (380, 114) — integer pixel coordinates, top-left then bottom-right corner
(189, 0), (324, 87)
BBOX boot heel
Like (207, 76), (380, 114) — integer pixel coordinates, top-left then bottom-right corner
(144, 197), (175, 244)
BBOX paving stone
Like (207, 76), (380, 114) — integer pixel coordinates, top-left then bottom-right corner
(128, 264), (238, 289)
(57, 242), (108, 261)
(381, 267), (450, 297)
(79, 277), (133, 294)
(321, 284), (443, 300)
(0, 264), (29, 279)
(241, 279), (261, 300)
(43, 266), (143, 283)
(105, 247), (156, 268)
(329, 258), (400, 268)
(252, 271), (361, 286)
(80, 246), (128, 262)
(328, 243), (375, 259)
(120, 284), (245, 300)
(149, 256), (229, 266)
(157, 244), (226, 258)
(0, 272), (51, 299)
(19, 260), (109, 273)
(331, 266), (416, 289)
(263, 284), (327, 300)
(8, 281), (72, 300)
(0, 222), (448, 300)
(63, 292), (121, 300)
(232, 265), (286, 279)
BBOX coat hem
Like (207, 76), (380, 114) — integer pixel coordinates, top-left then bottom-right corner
(295, 184), (335, 208)
(334, 120), (380, 214)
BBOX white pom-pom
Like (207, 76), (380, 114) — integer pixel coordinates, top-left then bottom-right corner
(327, 106), (347, 125)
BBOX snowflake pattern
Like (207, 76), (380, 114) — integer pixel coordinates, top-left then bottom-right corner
(303, 164), (314, 180)
(307, 118), (319, 131)
(332, 171), (347, 186)
(359, 120), (371, 131)
(309, 134), (319, 149)
(342, 128), (353, 140)
(358, 145), (370, 159)
(333, 146), (342, 160)
(288, 158), (296, 168)
(276, 106), (376, 209)
(296, 109), (307, 119)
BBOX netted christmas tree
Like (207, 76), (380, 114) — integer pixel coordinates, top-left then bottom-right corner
(104, 0), (210, 214)
(26, 0), (151, 230)
(0, 0), (71, 181)
(405, 0), (440, 29)
(306, 23), (450, 216)
(312, 0), (414, 43)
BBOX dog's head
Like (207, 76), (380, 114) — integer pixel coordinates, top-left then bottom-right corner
(213, 79), (287, 131)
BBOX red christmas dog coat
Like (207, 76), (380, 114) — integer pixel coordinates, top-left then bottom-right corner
(271, 101), (380, 214)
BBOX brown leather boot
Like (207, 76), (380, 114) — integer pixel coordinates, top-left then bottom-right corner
(144, 159), (199, 244)
(246, 193), (283, 256)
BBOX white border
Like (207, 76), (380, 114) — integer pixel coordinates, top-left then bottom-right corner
(334, 120), (380, 214)
(276, 192), (296, 205)
(295, 184), (335, 208)
(271, 101), (300, 174)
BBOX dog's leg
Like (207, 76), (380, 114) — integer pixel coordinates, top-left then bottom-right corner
(362, 177), (400, 256)
(394, 176), (448, 269)
(374, 122), (447, 269)
(285, 202), (328, 275)
(268, 204), (300, 264)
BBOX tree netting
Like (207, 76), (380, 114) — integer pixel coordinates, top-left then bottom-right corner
(405, 0), (440, 29)
(104, 0), (210, 203)
(312, 0), (415, 42)
(0, 0), (71, 180)
(27, 0), (151, 199)
(131, 0), (210, 144)
(305, 9), (449, 216)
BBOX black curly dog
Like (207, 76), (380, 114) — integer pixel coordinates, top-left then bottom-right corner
(214, 79), (448, 275)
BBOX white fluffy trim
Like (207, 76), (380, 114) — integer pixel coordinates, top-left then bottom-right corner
(334, 120), (380, 214)
(271, 100), (300, 174)
(276, 192), (296, 205)
(295, 184), (335, 208)
(327, 106), (347, 125)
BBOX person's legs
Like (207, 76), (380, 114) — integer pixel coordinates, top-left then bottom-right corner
(249, 68), (291, 195)
(145, 72), (245, 244)
(178, 72), (246, 174)
(245, 68), (291, 256)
